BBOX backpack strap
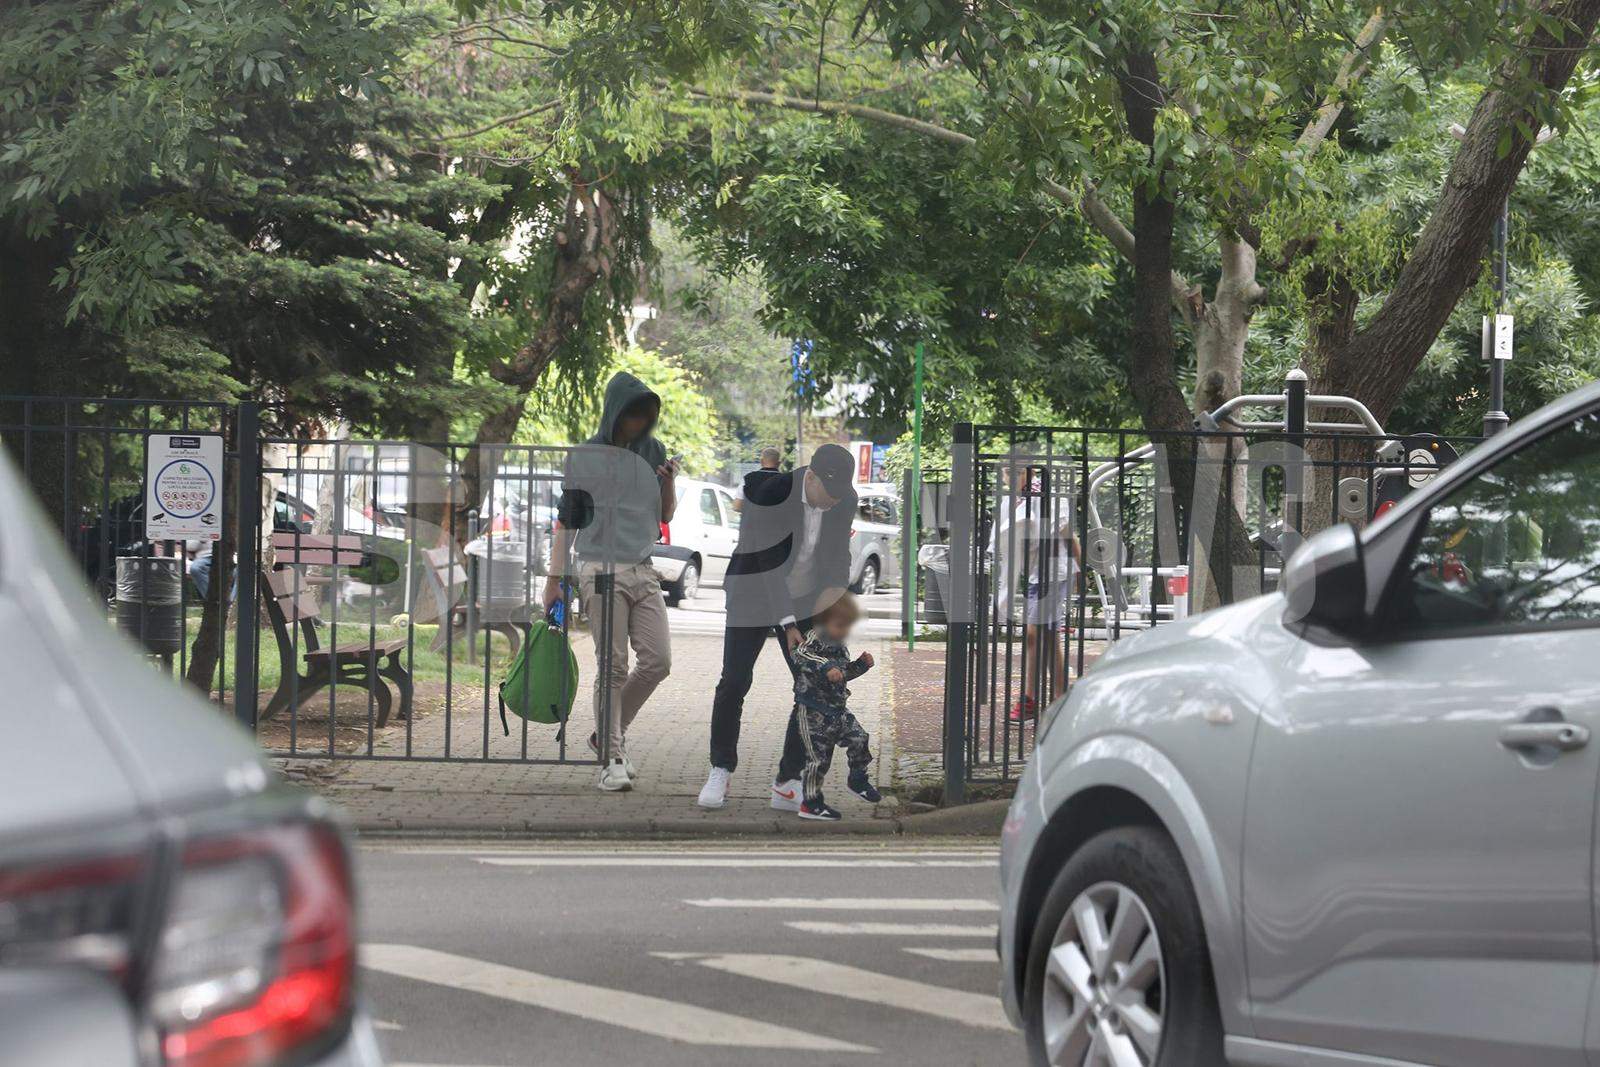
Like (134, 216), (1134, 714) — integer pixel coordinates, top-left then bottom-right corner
(498, 685), (510, 736)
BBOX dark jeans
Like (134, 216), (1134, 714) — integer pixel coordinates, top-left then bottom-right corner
(709, 612), (814, 779)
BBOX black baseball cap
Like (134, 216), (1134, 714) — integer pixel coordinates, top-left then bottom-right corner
(809, 443), (854, 499)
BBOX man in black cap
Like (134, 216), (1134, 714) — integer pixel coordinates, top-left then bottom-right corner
(697, 442), (859, 810)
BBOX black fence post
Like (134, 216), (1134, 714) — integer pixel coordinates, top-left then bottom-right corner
(233, 401), (261, 729)
(1284, 369), (1308, 555)
(942, 421), (974, 806)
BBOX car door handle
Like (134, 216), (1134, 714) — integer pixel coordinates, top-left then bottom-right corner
(1500, 721), (1590, 752)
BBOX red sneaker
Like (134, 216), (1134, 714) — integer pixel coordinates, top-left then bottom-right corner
(1008, 696), (1038, 723)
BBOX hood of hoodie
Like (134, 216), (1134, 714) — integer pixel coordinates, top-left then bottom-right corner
(591, 371), (667, 468)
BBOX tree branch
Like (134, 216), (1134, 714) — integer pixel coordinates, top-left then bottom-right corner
(437, 102), (559, 142)
(680, 84), (1197, 317)
(1296, 10), (1388, 158)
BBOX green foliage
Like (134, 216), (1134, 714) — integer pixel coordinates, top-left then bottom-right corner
(0, 0), (493, 427)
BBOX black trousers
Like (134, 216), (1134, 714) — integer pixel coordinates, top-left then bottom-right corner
(709, 608), (814, 778)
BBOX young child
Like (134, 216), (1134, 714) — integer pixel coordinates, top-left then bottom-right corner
(790, 593), (882, 821)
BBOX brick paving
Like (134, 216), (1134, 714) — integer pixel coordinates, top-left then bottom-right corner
(274, 627), (911, 833)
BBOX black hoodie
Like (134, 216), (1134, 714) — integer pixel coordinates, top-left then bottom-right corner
(556, 372), (669, 565)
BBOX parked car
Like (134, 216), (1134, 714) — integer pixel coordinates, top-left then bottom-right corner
(651, 478), (740, 604)
(849, 482), (901, 596)
(0, 452), (382, 1067)
(1000, 381), (1600, 1067)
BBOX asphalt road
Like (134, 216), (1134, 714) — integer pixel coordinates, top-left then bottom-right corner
(356, 839), (1023, 1067)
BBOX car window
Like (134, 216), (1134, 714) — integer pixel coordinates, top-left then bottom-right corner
(699, 488), (722, 526)
(717, 490), (740, 528)
(858, 495), (897, 525)
(1395, 411), (1600, 634)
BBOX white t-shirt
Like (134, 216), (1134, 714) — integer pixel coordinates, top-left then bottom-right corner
(780, 497), (826, 626)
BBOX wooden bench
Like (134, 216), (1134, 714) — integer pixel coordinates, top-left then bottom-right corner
(260, 563), (412, 727)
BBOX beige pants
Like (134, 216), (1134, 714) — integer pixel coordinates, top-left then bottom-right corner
(581, 561), (671, 759)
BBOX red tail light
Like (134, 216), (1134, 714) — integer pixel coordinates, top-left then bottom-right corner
(658, 522), (670, 545)
(155, 822), (354, 1067)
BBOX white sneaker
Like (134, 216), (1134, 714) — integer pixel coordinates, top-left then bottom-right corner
(770, 778), (802, 812)
(698, 767), (732, 809)
(590, 733), (637, 780)
(597, 758), (632, 792)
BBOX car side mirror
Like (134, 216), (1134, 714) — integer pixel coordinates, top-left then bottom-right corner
(1281, 523), (1367, 634)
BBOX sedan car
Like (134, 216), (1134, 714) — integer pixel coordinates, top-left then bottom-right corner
(651, 478), (741, 604)
(0, 452), (381, 1067)
(1000, 381), (1600, 1067)
(849, 483), (901, 596)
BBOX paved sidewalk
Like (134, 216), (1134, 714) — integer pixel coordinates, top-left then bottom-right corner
(275, 628), (938, 835)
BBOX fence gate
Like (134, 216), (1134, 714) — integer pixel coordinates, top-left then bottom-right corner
(244, 429), (634, 765)
(1, 396), (631, 767)
(940, 384), (1481, 800)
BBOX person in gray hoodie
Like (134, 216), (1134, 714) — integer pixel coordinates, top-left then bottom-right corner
(542, 372), (679, 791)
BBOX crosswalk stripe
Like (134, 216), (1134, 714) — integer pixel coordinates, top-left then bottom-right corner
(903, 948), (1000, 962)
(686, 897), (999, 911)
(785, 921), (999, 937)
(363, 944), (874, 1053)
(653, 952), (1014, 1032)
(476, 857), (996, 869)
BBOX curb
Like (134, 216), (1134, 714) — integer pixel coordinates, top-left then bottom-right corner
(349, 799), (1007, 840)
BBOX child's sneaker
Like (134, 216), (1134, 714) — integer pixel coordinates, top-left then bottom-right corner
(798, 798), (842, 821)
(847, 769), (882, 804)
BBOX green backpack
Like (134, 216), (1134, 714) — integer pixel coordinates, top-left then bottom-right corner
(498, 619), (580, 734)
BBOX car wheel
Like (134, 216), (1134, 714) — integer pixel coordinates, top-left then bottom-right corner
(666, 560), (700, 606)
(1023, 827), (1224, 1067)
(851, 558), (879, 597)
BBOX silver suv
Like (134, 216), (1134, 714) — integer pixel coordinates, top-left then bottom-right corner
(0, 452), (381, 1067)
(1000, 382), (1600, 1067)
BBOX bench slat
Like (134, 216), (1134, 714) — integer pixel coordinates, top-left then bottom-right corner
(271, 531), (366, 567)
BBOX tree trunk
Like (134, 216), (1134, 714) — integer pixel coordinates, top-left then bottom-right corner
(453, 179), (620, 545)
(185, 413), (237, 695)
(1116, 55), (1260, 610)
(1321, 0), (1600, 422)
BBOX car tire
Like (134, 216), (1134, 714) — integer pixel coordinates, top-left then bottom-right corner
(665, 560), (700, 606)
(1023, 827), (1224, 1067)
(850, 558), (880, 597)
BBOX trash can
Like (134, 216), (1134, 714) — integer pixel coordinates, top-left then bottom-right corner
(918, 543), (951, 625)
(468, 539), (533, 613)
(114, 555), (184, 655)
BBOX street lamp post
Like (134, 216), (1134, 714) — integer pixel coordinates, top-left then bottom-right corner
(1484, 197), (1511, 437)
(1448, 122), (1553, 437)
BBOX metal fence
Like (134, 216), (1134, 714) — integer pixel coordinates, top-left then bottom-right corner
(939, 383), (1481, 798)
(251, 435), (599, 764)
(1, 398), (637, 768)
(0, 396), (238, 693)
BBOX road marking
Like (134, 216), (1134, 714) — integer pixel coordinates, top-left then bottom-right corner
(686, 897), (999, 911)
(363, 944), (874, 1053)
(475, 857), (996, 869)
(654, 953), (1013, 1032)
(785, 921), (1000, 937)
(904, 948), (1000, 962)
(371, 1018), (404, 1031)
